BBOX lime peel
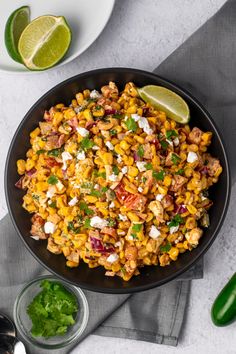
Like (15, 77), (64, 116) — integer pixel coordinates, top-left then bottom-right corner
(138, 85), (190, 124)
(18, 15), (72, 71)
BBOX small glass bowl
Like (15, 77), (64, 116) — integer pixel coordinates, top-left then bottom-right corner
(13, 275), (89, 349)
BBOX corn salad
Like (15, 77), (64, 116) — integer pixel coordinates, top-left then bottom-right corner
(16, 82), (222, 281)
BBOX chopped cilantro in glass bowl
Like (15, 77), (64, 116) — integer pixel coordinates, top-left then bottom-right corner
(13, 275), (89, 349)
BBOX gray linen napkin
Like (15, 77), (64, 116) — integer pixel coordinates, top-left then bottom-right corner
(2, 0), (236, 351)
(0, 214), (197, 353)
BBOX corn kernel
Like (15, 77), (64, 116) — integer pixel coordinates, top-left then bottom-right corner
(36, 182), (48, 192)
(163, 175), (172, 187)
(128, 166), (139, 177)
(17, 159), (26, 175)
(120, 140), (131, 151)
(127, 212), (140, 222)
(186, 205), (197, 215)
(85, 195), (98, 203)
(30, 127), (40, 138)
(114, 144), (125, 155)
(66, 260), (79, 268)
(168, 247), (179, 260)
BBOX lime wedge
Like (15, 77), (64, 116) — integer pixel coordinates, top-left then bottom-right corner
(18, 15), (72, 70)
(138, 85), (190, 124)
(4, 6), (30, 63)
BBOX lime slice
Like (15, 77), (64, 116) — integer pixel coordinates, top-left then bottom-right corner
(138, 85), (190, 124)
(4, 6), (30, 63)
(18, 15), (72, 70)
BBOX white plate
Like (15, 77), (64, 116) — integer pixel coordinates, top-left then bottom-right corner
(0, 0), (115, 73)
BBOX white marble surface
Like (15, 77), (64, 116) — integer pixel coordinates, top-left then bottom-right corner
(1, 0), (235, 353)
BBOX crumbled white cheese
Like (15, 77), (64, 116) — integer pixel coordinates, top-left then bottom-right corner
(90, 216), (108, 229)
(105, 141), (114, 150)
(187, 151), (198, 163)
(138, 186), (143, 193)
(109, 201), (115, 208)
(166, 139), (174, 147)
(119, 214), (128, 221)
(118, 230), (126, 235)
(136, 161), (147, 172)
(90, 90), (101, 99)
(62, 151), (72, 170)
(46, 188), (55, 199)
(77, 150), (86, 160)
(115, 241), (122, 248)
(68, 196), (78, 206)
(106, 253), (119, 263)
(109, 173), (118, 182)
(173, 137), (179, 146)
(94, 184), (99, 189)
(138, 117), (153, 135)
(149, 225), (161, 239)
(44, 221), (56, 234)
(156, 194), (164, 201)
(121, 166), (128, 174)
(131, 113), (141, 122)
(76, 126), (89, 137)
(31, 236), (40, 241)
(56, 180), (65, 191)
(170, 225), (179, 234)
(117, 154), (122, 163)
(92, 145), (100, 150)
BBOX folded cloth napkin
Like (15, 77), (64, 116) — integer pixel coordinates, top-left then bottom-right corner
(0, 214), (199, 353)
(1, 0), (236, 352)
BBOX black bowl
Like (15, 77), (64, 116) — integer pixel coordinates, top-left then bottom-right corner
(5, 68), (231, 293)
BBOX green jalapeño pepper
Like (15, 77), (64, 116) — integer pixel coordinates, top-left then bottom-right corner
(211, 273), (236, 326)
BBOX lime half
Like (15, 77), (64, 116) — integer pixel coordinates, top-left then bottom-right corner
(18, 15), (72, 70)
(138, 85), (190, 124)
(4, 6), (30, 63)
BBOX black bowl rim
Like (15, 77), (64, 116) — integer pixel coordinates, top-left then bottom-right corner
(4, 67), (231, 293)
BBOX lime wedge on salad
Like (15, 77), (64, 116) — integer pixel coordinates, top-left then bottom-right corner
(138, 85), (190, 124)
(18, 15), (72, 70)
(4, 6), (30, 63)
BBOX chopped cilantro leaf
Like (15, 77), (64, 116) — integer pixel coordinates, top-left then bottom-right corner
(171, 153), (181, 165)
(132, 223), (142, 232)
(27, 279), (78, 338)
(98, 172), (106, 179)
(160, 242), (172, 253)
(90, 189), (102, 197)
(145, 162), (153, 170)
(137, 145), (144, 158)
(168, 214), (184, 228)
(101, 186), (109, 193)
(204, 159), (209, 166)
(175, 169), (184, 175)
(166, 130), (178, 139)
(79, 202), (94, 216)
(84, 218), (91, 229)
(94, 105), (102, 111)
(80, 137), (94, 150)
(113, 113), (123, 119)
(142, 176), (147, 183)
(112, 165), (119, 175)
(131, 233), (138, 239)
(68, 222), (80, 234)
(36, 149), (46, 155)
(47, 175), (58, 185)
(47, 148), (62, 157)
(107, 218), (116, 227)
(153, 170), (165, 181)
(160, 140), (168, 150)
(32, 194), (39, 201)
(125, 117), (138, 132)
(110, 129), (117, 136)
(49, 201), (56, 208)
